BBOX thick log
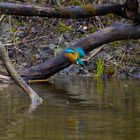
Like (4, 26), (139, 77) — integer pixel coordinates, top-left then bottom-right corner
(0, 42), (42, 105)
(0, 2), (139, 22)
(19, 23), (140, 80)
(0, 2), (123, 17)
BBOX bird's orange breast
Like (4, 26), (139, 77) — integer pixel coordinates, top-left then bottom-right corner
(65, 51), (79, 63)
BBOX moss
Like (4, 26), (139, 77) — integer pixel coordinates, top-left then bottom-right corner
(53, 0), (87, 7)
(82, 4), (96, 14)
(63, 0), (84, 6)
(106, 14), (114, 18)
(58, 21), (72, 33)
(104, 67), (116, 78)
(90, 27), (98, 33)
(75, 34), (85, 38)
(55, 6), (71, 17)
(109, 41), (126, 48)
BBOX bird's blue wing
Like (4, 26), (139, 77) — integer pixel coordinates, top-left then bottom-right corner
(76, 48), (86, 57)
(65, 48), (75, 54)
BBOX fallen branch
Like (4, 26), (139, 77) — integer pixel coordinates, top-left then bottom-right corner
(18, 23), (140, 80)
(0, 14), (5, 22)
(0, 2), (122, 17)
(83, 45), (105, 62)
(0, 74), (11, 84)
(0, 42), (42, 105)
(0, 2), (139, 22)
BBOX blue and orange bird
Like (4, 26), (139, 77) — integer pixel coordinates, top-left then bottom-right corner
(65, 48), (86, 66)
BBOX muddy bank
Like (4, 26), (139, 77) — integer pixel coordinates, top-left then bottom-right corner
(0, 3), (140, 79)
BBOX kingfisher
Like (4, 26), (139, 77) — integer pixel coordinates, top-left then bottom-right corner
(65, 48), (86, 66)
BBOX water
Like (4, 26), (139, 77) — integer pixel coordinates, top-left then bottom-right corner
(0, 75), (140, 140)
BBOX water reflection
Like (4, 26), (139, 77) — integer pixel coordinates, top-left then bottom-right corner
(0, 76), (140, 140)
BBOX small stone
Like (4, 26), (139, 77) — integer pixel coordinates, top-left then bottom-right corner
(48, 44), (57, 50)
(83, 26), (88, 30)
(36, 54), (40, 59)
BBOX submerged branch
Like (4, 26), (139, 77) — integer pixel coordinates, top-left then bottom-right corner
(0, 42), (42, 105)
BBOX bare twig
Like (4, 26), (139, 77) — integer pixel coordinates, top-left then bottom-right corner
(8, 15), (12, 32)
(0, 41), (42, 105)
(57, 33), (63, 47)
(82, 45), (105, 62)
(0, 14), (5, 22)
(4, 35), (47, 46)
(11, 27), (19, 42)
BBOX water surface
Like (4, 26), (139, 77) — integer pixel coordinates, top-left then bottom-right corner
(0, 75), (140, 140)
